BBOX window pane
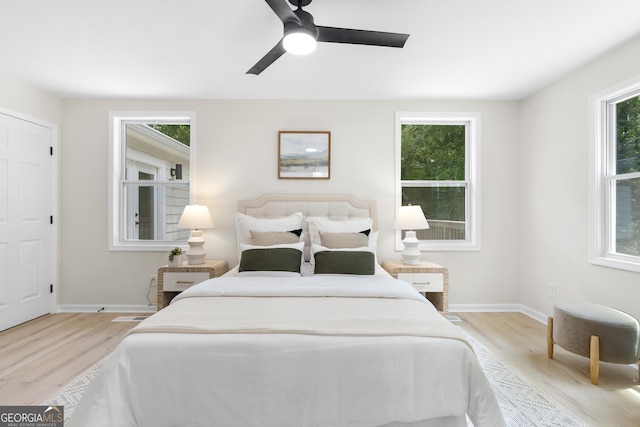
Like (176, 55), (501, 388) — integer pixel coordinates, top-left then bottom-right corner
(138, 176), (155, 240)
(400, 124), (465, 180)
(123, 122), (190, 242)
(616, 95), (640, 174)
(123, 183), (190, 242)
(402, 186), (466, 240)
(147, 124), (191, 146)
(616, 177), (640, 256)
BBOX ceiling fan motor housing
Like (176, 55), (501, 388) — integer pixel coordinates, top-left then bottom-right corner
(288, 0), (312, 6)
(284, 9), (318, 39)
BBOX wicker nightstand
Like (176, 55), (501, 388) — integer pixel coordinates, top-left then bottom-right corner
(157, 259), (228, 309)
(381, 260), (449, 317)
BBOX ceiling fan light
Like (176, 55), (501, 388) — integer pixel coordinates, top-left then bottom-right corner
(283, 29), (317, 55)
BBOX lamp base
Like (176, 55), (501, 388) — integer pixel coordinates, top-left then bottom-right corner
(400, 230), (422, 265)
(186, 229), (206, 265)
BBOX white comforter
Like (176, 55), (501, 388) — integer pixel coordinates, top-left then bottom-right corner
(70, 275), (505, 427)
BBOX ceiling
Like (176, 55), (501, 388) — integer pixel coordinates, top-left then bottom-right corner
(2, 0), (640, 100)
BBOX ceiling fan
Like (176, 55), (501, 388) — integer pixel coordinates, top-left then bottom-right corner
(247, 0), (410, 75)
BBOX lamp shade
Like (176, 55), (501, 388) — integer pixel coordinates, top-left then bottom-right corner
(393, 205), (429, 230)
(178, 204), (215, 230)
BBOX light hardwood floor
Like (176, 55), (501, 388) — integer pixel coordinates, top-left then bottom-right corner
(1, 312), (638, 425)
(457, 312), (639, 427)
(0, 313), (143, 406)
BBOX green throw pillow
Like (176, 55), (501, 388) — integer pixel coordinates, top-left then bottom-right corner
(239, 248), (302, 273)
(313, 250), (375, 275)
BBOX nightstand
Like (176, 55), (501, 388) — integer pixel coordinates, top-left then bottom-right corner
(381, 260), (449, 317)
(157, 259), (229, 309)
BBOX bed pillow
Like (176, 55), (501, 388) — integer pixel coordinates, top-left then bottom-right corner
(317, 229), (378, 259)
(238, 242), (304, 276)
(319, 230), (370, 248)
(235, 212), (303, 257)
(306, 216), (374, 246)
(250, 229), (303, 246)
(310, 244), (376, 275)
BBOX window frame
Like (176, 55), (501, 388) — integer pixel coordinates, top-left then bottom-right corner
(395, 111), (481, 252)
(108, 111), (196, 251)
(590, 76), (640, 272)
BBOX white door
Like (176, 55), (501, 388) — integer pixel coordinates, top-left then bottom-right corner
(0, 111), (54, 331)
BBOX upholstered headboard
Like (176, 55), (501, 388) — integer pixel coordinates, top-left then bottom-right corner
(237, 194), (378, 260)
(237, 193), (377, 229)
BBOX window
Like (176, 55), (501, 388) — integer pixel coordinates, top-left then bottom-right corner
(395, 112), (480, 251)
(590, 77), (640, 272)
(109, 112), (195, 251)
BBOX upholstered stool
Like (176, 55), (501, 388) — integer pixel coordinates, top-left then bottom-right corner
(547, 303), (640, 385)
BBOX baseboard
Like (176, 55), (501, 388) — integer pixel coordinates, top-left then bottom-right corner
(57, 304), (157, 314)
(449, 303), (548, 324)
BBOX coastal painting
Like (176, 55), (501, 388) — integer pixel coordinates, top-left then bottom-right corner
(278, 131), (330, 179)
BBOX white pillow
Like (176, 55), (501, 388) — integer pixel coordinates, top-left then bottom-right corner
(306, 216), (374, 246)
(235, 212), (303, 258)
(240, 242), (304, 252)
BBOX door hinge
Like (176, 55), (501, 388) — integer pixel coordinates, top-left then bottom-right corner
(50, 215), (53, 225)
(50, 284), (53, 293)
(50, 146), (53, 156)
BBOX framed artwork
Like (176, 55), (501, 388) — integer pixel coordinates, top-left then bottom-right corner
(278, 131), (331, 179)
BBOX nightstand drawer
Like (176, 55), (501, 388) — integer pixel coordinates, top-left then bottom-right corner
(398, 273), (444, 292)
(163, 272), (211, 291)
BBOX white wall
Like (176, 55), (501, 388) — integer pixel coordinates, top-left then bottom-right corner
(6, 33), (640, 319)
(0, 71), (61, 124)
(60, 99), (520, 308)
(519, 36), (640, 320)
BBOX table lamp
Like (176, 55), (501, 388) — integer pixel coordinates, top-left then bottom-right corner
(178, 203), (215, 265)
(393, 205), (430, 265)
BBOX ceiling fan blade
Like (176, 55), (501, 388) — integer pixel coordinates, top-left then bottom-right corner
(265, 0), (300, 24)
(246, 39), (287, 75)
(317, 26), (409, 48)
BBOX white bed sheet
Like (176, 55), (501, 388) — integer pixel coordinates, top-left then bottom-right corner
(70, 275), (505, 427)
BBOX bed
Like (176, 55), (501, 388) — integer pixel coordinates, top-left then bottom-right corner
(70, 194), (505, 427)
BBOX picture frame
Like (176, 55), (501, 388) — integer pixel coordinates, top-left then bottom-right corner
(278, 131), (331, 179)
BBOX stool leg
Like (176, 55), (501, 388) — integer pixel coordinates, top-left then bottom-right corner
(547, 317), (554, 359)
(590, 335), (599, 385)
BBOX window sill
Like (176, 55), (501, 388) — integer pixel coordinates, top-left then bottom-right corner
(590, 255), (640, 273)
(109, 241), (188, 252)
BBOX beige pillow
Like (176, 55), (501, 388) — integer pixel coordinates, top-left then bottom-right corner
(306, 216), (374, 246)
(250, 230), (301, 246)
(319, 231), (369, 249)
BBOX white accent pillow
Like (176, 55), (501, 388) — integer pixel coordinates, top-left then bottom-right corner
(235, 212), (303, 258)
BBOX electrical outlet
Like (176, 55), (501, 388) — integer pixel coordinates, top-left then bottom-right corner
(548, 283), (556, 298)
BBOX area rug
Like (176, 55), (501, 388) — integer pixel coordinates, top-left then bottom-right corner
(44, 330), (587, 426)
(43, 358), (105, 422)
(461, 330), (587, 427)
